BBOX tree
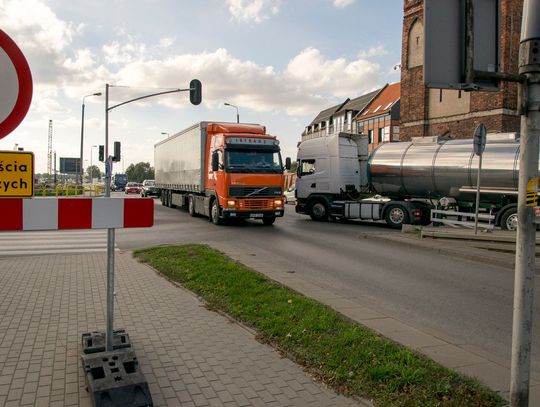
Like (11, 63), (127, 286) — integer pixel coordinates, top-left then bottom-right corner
(86, 165), (101, 180)
(288, 161), (298, 173)
(126, 162), (154, 182)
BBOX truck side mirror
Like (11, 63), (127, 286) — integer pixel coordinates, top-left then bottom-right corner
(211, 151), (219, 171)
(285, 157), (291, 170)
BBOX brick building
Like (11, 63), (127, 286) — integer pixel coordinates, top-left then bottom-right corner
(399, 0), (522, 141)
(354, 82), (401, 152)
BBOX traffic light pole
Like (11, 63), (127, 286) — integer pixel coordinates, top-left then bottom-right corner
(103, 80), (201, 352)
(510, 1), (540, 405)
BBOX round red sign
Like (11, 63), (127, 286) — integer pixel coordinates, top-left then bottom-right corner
(0, 30), (33, 140)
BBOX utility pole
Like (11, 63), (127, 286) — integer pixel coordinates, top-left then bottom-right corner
(510, 0), (540, 406)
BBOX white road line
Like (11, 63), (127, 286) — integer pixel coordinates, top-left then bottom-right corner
(0, 230), (118, 256)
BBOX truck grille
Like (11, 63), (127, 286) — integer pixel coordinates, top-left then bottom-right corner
(238, 199), (272, 209)
(229, 186), (282, 197)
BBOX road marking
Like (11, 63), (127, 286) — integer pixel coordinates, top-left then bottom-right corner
(0, 229), (118, 256)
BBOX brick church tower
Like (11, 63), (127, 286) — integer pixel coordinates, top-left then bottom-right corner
(399, 0), (523, 141)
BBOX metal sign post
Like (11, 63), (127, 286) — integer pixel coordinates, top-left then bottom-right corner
(510, 0), (540, 404)
(473, 123), (486, 235)
(103, 80), (202, 353)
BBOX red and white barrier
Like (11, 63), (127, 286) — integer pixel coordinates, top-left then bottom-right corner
(0, 197), (154, 231)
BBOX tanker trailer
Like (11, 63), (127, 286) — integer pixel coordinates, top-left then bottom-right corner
(295, 132), (526, 229)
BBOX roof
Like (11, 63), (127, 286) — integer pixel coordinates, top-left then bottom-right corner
(355, 82), (400, 121)
(342, 89), (381, 113)
(308, 88), (382, 126)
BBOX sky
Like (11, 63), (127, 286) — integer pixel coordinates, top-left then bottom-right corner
(0, 0), (403, 174)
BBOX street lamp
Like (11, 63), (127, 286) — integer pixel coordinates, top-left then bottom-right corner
(80, 92), (102, 185)
(90, 145), (98, 185)
(224, 102), (239, 123)
(161, 132), (169, 137)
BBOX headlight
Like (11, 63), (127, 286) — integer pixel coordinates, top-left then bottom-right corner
(274, 199), (283, 205)
(227, 200), (236, 207)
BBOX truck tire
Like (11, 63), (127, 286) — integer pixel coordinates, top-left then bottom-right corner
(500, 207), (518, 231)
(308, 200), (329, 221)
(188, 196), (197, 217)
(161, 193), (166, 206)
(210, 200), (222, 225)
(262, 217), (276, 225)
(384, 204), (409, 229)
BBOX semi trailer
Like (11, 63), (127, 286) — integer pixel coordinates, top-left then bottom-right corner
(295, 132), (528, 230)
(155, 122), (289, 225)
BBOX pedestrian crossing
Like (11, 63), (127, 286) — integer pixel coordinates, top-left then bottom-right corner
(0, 229), (119, 256)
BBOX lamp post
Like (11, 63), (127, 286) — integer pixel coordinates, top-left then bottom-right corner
(90, 145), (98, 185)
(80, 92), (102, 186)
(224, 102), (239, 123)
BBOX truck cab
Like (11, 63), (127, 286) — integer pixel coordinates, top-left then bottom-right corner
(206, 126), (287, 225)
(296, 133), (368, 220)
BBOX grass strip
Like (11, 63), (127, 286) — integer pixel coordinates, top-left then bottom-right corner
(133, 244), (504, 407)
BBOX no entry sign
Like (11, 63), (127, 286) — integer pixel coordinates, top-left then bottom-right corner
(0, 30), (33, 140)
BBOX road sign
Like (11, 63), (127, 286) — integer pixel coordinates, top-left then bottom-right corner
(473, 123), (487, 155)
(0, 30), (33, 139)
(59, 157), (81, 174)
(526, 178), (538, 207)
(0, 150), (34, 197)
(424, 0), (499, 91)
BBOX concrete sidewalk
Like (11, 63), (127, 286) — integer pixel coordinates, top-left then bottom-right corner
(0, 252), (370, 407)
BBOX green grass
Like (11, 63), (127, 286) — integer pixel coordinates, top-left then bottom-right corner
(133, 244), (505, 407)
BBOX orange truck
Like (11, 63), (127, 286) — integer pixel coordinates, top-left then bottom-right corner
(155, 122), (290, 225)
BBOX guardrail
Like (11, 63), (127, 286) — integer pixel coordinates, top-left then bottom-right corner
(33, 184), (105, 197)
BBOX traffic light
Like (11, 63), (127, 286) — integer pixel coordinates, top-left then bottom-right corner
(189, 79), (202, 105)
(113, 141), (121, 162)
(98, 145), (104, 162)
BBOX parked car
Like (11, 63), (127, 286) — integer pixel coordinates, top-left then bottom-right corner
(141, 179), (159, 197)
(284, 185), (296, 204)
(125, 182), (142, 194)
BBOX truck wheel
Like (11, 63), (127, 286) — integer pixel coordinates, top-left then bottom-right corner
(210, 200), (222, 225)
(188, 196), (197, 217)
(262, 217), (275, 226)
(501, 207), (518, 231)
(308, 200), (329, 221)
(161, 193), (166, 206)
(384, 204), (410, 229)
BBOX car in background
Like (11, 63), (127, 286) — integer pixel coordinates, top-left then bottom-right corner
(141, 179), (159, 197)
(125, 182), (142, 194)
(284, 185), (296, 204)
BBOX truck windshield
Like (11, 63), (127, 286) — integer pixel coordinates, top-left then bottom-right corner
(226, 150), (283, 173)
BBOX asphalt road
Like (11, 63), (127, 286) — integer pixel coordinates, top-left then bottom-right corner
(116, 195), (540, 376)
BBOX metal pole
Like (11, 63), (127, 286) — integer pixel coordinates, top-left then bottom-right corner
(104, 84), (115, 352)
(80, 101), (85, 186)
(465, 0), (475, 85)
(474, 154), (483, 234)
(510, 1), (540, 405)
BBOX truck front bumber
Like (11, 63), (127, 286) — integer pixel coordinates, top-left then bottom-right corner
(221, 196), (285, 219)
(222, 208), (284, 219)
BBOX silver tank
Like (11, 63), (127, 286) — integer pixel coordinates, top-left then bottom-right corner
(369, 134), (522, 199)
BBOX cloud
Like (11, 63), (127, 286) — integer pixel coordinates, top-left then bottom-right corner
(285, 47), (380, 98)
(226, 0), (280, 23)
(1, 0), (382, 119)
(358, 45), (388, 58)
(0, 0), (79, 53)
(333, 0), (354, 8)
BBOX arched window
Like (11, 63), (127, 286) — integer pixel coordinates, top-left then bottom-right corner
(407, 19), (424, 68)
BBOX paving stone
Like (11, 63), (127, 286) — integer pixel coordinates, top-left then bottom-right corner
(0, 252), (368, 406)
